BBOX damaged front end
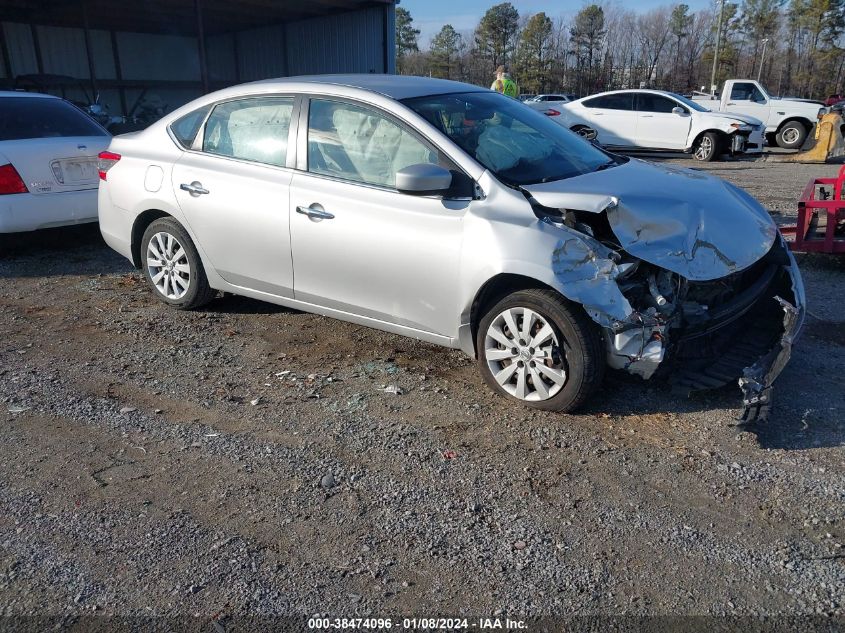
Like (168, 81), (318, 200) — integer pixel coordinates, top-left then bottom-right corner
(523, 158), (805, 423)
(605, 235), (805, 423)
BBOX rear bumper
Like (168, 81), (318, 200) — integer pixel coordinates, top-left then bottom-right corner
(0, 189), (98, 233)
(97, 184), (134, 264)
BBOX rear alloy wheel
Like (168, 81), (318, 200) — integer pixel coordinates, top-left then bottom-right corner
(141, 218), (216, 310)
(477, 289), (604, 412)
(571, 125), (598, 141)
(776, 121), (808, 150)
(693, 132), (720, 161)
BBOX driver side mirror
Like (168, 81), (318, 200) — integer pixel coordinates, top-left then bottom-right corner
(395, 163), (452, 196)
(672, 106), (687, 116)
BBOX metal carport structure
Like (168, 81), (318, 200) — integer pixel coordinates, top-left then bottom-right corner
(0, 0), (396, 118)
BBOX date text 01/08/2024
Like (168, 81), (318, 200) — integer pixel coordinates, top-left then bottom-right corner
(307, 617), (528, 630)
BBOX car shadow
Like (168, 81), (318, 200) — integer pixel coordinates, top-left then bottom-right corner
(0, 224), (132, 278)
(582, 369), (845, 451)
(578, 370), (743, 417)
(743, 406), (845, 451)
(201, 293), (302, 316)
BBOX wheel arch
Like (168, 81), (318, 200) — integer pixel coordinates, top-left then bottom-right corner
(690, 128), (730, 150)
(777, 116), (813, 134)
(464, 273), (569, 358)
(130, 209), (172, 268)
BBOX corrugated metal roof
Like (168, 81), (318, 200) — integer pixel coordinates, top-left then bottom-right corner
(0, 0), (396, 36)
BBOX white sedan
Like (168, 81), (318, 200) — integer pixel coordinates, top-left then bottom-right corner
(0, 91), (110, 233)
(523, 94), (571, 116)
(550, 89), (765, 161)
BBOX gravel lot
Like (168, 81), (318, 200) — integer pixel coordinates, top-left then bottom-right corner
(1, 154), (843, 627)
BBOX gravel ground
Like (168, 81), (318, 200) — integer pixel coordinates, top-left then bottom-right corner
(0, 154), (843, 627)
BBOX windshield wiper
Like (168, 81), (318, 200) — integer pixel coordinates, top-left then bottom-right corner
(594, 160), (617, 172)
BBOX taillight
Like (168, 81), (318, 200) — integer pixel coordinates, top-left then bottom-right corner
(97, 151), (121, 181)
(545, 108), (561, 117)
(0, 163), (28, 195)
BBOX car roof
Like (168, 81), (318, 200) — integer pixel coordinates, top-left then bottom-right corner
(0, 90), (60, 99)
(581, 89), (679, 99)
(245, 74), (488, 100)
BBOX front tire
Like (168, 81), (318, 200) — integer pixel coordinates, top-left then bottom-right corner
(693, 132), (721, 161)
(141, 218), (216, 310)
(476, 289), (605, 412)
(776, 121), (808, 150)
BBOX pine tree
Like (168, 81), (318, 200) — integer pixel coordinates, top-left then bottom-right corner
(430, 25), (463, 79)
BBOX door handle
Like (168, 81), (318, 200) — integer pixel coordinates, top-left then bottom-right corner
(180, 182), (209, 196)
(296, 205), (335, 220)
(641, 114), (654, 118)
(727, 102), (737, 105)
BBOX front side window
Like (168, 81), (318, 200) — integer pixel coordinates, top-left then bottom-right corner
(307, 99), (439, 188)
(403, 91), (615, 186)
(730, 83), (766, 103)
(582, 93), (634, 110)
(637, 94), (683, 114)
(202, 97), (293, 167)
(0, 97), (108, 141)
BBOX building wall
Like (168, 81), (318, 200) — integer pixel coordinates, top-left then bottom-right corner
(0, 3), (395, 117)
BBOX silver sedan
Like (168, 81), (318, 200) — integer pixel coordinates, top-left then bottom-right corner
(98, 75), (804, 421)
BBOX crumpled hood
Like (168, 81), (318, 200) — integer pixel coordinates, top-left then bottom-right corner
(523, 158), (777, 281)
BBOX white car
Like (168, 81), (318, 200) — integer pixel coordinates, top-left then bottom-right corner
(555, 89), (765, 161)
(524, 94), (571, 116)
(0, 91), (110, 233)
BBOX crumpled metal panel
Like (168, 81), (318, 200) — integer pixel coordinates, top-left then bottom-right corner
(738, 244), (806, 423)
(523, 159), (778, 281)
(549, 233), (632, 324)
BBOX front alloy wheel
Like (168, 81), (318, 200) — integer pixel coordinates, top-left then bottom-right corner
(693, 132), (720, 161)
(484, 307), (567, 401)
(477, 289), (605, 412)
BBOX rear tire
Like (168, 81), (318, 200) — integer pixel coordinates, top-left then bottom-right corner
(776, 121), (808, 150)
(693, 132), (720, 161)
(141, 218), (216, 310)
(476, 289), (605, 412)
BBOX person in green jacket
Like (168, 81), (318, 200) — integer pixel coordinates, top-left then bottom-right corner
(490, 65), (519, 98)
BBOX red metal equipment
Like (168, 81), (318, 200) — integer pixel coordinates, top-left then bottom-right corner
(781, 164), (845, 254)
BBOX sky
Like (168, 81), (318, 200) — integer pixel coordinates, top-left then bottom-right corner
(400, 0), (712, 47)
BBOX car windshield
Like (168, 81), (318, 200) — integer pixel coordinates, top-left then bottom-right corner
(402, 91), (615, 186)
(670, 93), (710, 113)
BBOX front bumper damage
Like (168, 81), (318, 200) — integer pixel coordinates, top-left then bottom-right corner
(523, 158), (804, 423)
(599, 237), (805, 423)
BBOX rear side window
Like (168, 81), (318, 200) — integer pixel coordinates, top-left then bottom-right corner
(0, 97), (108, 141)
(582, 93), (634, 110)
(170, 105), (211, 149)
(202, 97), (294, 167)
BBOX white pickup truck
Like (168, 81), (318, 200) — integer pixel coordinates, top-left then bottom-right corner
(693, 79), (824, 149)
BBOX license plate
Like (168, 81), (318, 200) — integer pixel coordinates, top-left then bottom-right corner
(52, 158), (98, 184)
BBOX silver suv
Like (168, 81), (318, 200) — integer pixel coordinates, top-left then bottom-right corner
(98, 75), (804, 421)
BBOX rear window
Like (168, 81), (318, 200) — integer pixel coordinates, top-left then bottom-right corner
(0, 97), (108, 141)
(169, 105), (212, 149)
